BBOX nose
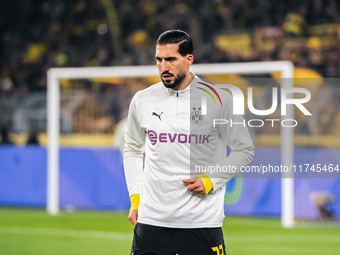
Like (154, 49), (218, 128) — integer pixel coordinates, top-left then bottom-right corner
(160, 61), (169, 73)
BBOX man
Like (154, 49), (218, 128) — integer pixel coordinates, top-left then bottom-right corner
(124, 30), (254, 255)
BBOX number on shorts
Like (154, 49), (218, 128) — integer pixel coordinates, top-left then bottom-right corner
(211, 244), (224, 255)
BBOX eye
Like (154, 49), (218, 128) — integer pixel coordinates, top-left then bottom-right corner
(166, 57), (176, 62)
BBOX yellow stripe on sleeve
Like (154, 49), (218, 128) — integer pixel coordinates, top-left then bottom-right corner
(129, 194), (140, 212)
(197, 175), (213, 195)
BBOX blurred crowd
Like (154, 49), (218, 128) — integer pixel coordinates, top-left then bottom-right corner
(1, 0), (340, 137)
(1, 0), (340, 93)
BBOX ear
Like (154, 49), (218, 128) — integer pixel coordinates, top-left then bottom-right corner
(187, 54), (194, 66)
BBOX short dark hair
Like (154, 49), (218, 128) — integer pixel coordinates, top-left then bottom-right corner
(156, 30), (193, 56)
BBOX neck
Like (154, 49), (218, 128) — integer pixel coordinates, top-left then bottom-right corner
(175, 72), (194, 91)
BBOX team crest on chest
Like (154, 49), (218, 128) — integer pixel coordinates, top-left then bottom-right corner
(190, 107), (204, 125)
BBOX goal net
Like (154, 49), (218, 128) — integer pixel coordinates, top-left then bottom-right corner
(46, 61), (340, 227)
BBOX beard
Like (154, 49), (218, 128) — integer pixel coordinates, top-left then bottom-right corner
(161, 71), (186, 89)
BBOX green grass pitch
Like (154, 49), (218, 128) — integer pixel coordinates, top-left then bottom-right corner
(0, 207), (340, 255)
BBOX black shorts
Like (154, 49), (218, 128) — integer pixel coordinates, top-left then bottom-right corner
(131, 223), (226, 255)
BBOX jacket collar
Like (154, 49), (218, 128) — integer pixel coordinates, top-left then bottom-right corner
(163, 73), (200, 97)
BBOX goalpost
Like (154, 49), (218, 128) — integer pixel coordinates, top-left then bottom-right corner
(47, 61), (295, 228)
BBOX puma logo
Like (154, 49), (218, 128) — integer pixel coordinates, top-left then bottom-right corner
(152, 111), (163, 121)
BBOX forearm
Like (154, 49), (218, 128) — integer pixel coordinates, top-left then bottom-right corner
(123, 154), (143, 197)
(210, 146), (254, 191)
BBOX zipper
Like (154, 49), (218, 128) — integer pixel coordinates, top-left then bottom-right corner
(176, 91), (179, 123)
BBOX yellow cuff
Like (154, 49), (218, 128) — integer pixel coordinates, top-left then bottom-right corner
(197, 175), (213, 195)
(129, 194), (140, 212)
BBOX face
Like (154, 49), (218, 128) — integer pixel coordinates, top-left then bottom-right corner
(155, 43), (193, 89)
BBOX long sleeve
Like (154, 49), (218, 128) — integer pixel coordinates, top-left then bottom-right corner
(123, 93), (146, 197)
(211, 92), (254, 191)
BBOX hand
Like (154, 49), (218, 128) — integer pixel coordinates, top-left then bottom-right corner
(128, 209), (138, 226)
(183, 177), (206, 196)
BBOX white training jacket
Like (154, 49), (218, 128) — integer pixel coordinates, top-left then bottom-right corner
(123, 75), (254, 228)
